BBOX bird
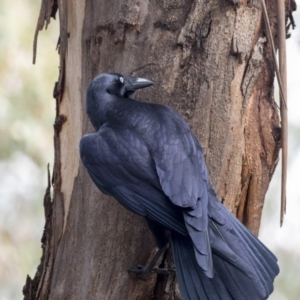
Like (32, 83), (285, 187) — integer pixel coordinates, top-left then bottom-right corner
(79, 72), (279, 300)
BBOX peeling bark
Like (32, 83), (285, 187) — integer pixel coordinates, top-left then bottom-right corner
(24, 0), (293, 299)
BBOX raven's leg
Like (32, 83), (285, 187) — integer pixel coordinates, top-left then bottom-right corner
(128, 218), (174, 278)
(146, 217), (169, 249)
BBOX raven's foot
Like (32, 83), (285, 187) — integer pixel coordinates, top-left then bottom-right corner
(128, 265), (150, 278)
(128, 265), (175, 278)
(128, 245), (170, 278)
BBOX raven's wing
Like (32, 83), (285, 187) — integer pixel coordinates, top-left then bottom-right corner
(151, 106), (214, 277)
(79, 126), (187, 236)
(151, 107), (279, 292)
(153, 119), (208, 208)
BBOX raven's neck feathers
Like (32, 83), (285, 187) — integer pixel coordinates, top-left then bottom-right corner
(86, 85), (117, 130)
(86, 86), (142, 131)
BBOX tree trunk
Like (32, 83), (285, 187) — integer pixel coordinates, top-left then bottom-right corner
(24, 0), (284, 299)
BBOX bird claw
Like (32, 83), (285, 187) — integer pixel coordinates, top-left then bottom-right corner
(128, 266), (175, 278)
(128, 266), (148, 278)
(128, 245), (172, 278)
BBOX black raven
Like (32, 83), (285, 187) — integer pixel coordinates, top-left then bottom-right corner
(80, 73), (279, 300)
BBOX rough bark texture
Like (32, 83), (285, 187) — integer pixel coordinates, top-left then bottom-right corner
(24, 0), (291, 299)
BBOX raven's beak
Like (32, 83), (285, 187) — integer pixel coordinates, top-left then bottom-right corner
(123, 76), (154, 97)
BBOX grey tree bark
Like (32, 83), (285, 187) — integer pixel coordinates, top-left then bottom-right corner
(23, 0), (293, 299)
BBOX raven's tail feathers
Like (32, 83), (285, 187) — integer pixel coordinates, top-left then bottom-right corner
(171, 211), (279, 300)
(171, 232), (233, 300)
(212, 207), (279, 298)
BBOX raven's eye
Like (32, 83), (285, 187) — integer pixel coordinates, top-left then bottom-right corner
(119, 77), (124, 83)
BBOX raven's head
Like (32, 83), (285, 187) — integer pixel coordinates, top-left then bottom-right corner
(86, 73), (154, 130)
(89, 73), (154, 98)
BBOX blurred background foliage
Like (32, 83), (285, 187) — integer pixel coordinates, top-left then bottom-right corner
(0, 0), (299, 299)
(0, 0), (58, 299)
